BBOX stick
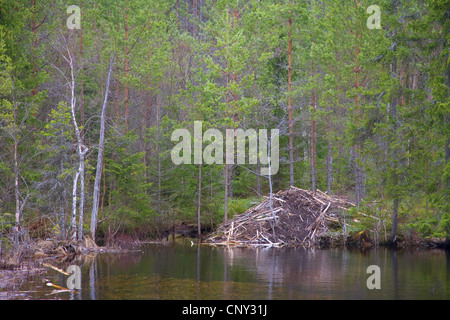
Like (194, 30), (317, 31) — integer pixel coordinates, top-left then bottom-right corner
(260, 233), (273, 245)
(316, 189), (330, 199)
(256, 216), (278, 222)
(322, 202), (331, 215)
(312, 196), (326, 206)
(307, 202), (331, 231)
(43, 263), (70, 276)
(273, 197), (286, 203)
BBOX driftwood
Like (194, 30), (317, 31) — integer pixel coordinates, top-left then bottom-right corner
(42, 263), (70, 276)
(205, 187), (355, 247)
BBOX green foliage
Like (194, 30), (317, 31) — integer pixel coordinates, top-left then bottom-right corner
(34, 102), (73, 217)
(0, 0), (448, 243)
(409, 218), (436, 238)
(104, 131), (153, 218)
(229, 197), (259, 218)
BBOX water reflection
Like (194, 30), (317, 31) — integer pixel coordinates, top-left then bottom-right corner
(391, 249), (399, 300)
(6, 245), (449, 300)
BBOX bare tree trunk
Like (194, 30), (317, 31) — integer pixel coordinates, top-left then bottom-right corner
(157, 100), (161, 215)
(114, 22), (120, 124)
(91, 53), (115, 242)
(79, 18), (84, 135)
(77, 154), (85, 241)
(353, 0), (363, 206)
(390, 188), (399, 243)
(71, 169), (79, 240)
(9, 89), (28, 234)
(124, 11), (129, 132)
(310, 89), (317, 193)
(361, 154), (366, 199)
(224, 163), (229, 223)
(224, 32), (230, 224)
(66, 44), (88, 241)
(31, 0), (37, 97)
(14, 135), (20, 230)
(197, 164), (202, 237)
(353, 145), (362, 205)
(157, 152), (161, 215)
(389, 56), (400, 244)
(326, 114), (332, 194)
(389, 0), (400, 244)
(288, 14), (294, 187)
(31, 0), (37, 96)
(337, 121), (342, 184)
(143, 57), (151, 184)
(254, 74), (261, 195)
(193, 0), (198, 36)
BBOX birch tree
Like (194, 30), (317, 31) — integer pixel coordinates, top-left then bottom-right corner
(52, 33), (87, 241)
(91, 52), (115, 241)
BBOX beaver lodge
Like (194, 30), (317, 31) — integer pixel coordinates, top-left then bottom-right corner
(205, 187), (357, 248)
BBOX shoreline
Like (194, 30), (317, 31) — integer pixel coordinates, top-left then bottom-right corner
(1, 231), (447, 267)
(0, 237), (143, 299)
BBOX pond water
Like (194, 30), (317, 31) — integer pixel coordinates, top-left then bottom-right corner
(4, 244), (450, 300)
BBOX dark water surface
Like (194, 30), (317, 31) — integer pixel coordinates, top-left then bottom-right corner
(6, 244), (450, 299)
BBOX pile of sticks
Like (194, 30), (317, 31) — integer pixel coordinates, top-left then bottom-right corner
(205, 186), (355, 247)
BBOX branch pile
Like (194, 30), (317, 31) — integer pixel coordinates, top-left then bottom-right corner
(205, 187), (355, 247)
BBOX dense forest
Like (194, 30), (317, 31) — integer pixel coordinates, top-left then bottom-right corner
(0, 0), (448, 248)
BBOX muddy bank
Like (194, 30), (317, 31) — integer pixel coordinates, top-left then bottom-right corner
(0, 263), (47, 299)
(0, 235), (145, 299)
(1, 235), (141, 265)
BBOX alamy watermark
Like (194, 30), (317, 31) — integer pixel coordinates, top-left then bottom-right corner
(366, 5), (381, 30)
(171, 121), (279, 175)
(67, 5), (81, 30)
(366, 265), (381, 289)
(66, 265), (81, 290)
